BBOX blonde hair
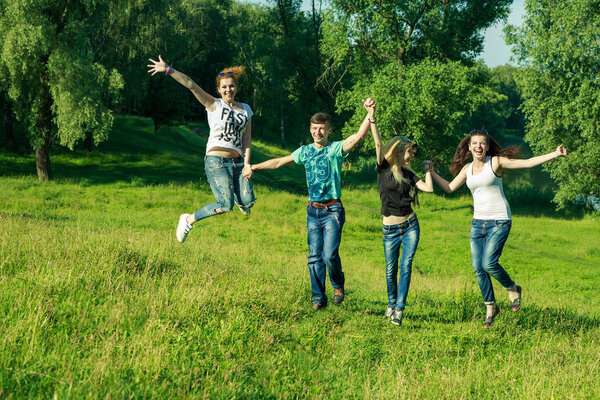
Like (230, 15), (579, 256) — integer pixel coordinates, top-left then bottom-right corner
(215, 66), (245, 89)
(383, 136), (413, 184)
(383, 136), (419, 207)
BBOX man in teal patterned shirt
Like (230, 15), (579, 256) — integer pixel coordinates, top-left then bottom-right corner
(248, 98), (376, 309)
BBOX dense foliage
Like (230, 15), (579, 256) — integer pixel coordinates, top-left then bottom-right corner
(506, 0), (600, 207)
(1, 0), (597, 209)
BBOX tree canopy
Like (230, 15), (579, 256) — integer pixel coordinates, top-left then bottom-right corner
(506, 0), (600, 207)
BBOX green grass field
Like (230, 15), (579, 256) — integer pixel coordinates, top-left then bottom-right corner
(1, 117), (599, 399)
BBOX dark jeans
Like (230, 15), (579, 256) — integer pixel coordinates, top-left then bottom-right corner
(306, 201), (345, 305)
(383, 215), (420, 311)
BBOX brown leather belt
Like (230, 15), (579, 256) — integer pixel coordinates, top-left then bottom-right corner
(308, 199), (341, 209)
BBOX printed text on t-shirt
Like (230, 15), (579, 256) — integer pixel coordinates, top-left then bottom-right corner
(218, 107), (248, 148)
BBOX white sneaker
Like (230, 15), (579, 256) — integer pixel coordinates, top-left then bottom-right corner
(385, 306), (394, 319)
(391, 309), (403, 326)
(236, 204), (251, 216)
(176, 214), (193, 243)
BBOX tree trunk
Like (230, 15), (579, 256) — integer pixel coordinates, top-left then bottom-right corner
(3, 98), (15, 151)
(280, 98), (285, 148)
(36, 77), (54, 181)
(83, 131), (93, 151)
(36, 140), (53, 181)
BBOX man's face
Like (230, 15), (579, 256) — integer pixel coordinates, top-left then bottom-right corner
(310, 122), (332, 145)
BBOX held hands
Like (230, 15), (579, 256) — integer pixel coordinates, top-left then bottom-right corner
(242, 164), (253, 180)
(147, 55), (168, 76)
(423, 160), (433, 174)
(362, 98), (376, 119)
(555, 145), (567, 157)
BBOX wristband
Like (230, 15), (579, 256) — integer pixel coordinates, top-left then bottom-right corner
(165, 66), (172, 75)
(369, 118), (377, 123)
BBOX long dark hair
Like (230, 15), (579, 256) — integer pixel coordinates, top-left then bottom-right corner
(449, 130), (521, 176)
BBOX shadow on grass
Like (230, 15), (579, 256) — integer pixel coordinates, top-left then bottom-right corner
(113, 246), (180, 278)
(405, 291), (599, 333)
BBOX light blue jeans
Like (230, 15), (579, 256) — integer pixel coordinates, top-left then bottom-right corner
(193, 155), (255, 221)
(383, 214), (420, 311)
(470, 219), (515, 304)
(306, 201), (345, 305)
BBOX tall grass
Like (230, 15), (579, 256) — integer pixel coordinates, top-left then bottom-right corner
(0, 117), (598, 399)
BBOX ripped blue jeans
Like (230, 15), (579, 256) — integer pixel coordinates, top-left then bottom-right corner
(306, 202), (345, 305)
(193, 155), (256, 221)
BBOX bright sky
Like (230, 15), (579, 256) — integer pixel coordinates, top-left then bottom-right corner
(244, 0), (526, 68)
(480, 0), (525, 67)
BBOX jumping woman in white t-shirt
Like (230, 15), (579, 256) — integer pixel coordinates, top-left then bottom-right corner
(148, 55), (255, 243)
(427, 130), (567, 327)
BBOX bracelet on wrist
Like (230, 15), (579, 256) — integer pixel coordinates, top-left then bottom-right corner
(369, 118), (377, 123)
(165, 66), (172, 76)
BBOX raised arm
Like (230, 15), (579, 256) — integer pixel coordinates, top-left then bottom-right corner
(147, 55), (215, 110)
(367, 102), (384, 165)
(343, 98), (376, 153)
(429, 162), (468, 193)
(495, 145), (567, 172)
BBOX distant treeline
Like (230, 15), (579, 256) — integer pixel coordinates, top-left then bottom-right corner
(1, 0), (598, 209)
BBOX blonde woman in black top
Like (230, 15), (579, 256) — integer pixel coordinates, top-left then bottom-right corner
(369, 113), (433, 326)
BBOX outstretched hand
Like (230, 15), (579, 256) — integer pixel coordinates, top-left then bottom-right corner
(555, 145), (567, 157)
(147, 55), (168, 76)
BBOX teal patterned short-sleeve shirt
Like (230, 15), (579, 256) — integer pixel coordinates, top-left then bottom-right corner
(291, 140), (348, 202)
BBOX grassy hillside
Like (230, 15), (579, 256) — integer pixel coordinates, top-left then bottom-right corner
(1, 117), (599, 399)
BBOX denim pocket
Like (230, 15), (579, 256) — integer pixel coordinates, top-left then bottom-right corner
(326, 203), (343, 213)
(494, 219), (511, 230)
(383, 225), (406, 237)
(205, 156), (223, 171)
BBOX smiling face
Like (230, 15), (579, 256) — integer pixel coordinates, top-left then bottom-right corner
(468, 134), (489, 160)
(402, 144), (416, 165)
(217, 77), (237, 103)
(310, 121), (332, 146)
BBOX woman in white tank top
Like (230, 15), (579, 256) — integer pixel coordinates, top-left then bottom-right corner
(427, 130), (567, 327)
(148, 55), (255, 243)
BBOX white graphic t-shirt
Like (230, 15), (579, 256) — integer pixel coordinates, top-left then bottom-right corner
(205, 98), (253, 155)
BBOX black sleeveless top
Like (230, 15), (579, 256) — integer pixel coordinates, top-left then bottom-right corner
(377, 159), (419, 217)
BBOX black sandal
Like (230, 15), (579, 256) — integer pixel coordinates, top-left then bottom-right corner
(510, 285), (522, 311)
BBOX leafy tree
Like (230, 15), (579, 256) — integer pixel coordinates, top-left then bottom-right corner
(0, 0), (123, 180)
(506, 0), (600, 206)
(323, 0), (513, 69)
(337, 60), (505, 168)
(489, 64), (525, 133)
(226, 1), (330, 147)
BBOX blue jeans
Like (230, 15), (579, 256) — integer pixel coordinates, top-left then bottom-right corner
(194, 155), (256, 221)
(470, 219), (515, 304)
(306, 202), (345, 305)
(383, 215), (420, 311)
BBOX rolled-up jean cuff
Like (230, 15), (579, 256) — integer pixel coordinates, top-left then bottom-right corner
(484, 301), (496, 305)
(504, 284), (518, 291)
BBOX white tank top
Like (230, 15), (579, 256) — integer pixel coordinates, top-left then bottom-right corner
(205, 98), (253, 155)
(466, 156), (511, 220)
